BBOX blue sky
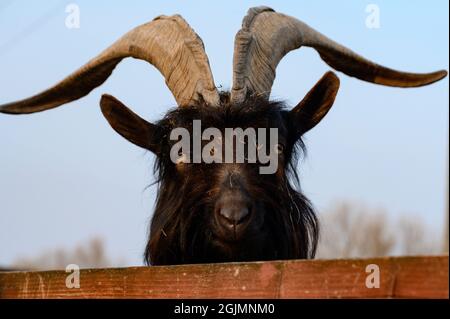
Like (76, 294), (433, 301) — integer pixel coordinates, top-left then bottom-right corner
(0, 0), (448, 265)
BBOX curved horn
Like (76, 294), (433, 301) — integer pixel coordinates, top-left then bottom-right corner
(231, 6), (447, 103)
(0, 14), (219, 114)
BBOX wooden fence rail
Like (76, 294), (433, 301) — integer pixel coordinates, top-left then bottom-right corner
(0, 256), (448, 299)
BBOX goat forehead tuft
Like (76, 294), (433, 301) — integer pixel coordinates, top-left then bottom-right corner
(157, 96), (289, 132)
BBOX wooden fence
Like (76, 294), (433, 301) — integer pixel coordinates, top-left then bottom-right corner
(0, 256), (447, 299)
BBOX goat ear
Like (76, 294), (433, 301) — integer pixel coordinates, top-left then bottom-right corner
(100, 94), (161, 154)
(290, 71), (340, 136)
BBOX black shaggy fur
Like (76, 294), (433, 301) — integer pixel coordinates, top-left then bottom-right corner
(145, 93), (319, 265)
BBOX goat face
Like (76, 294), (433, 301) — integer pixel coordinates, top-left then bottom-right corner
(0, 7), (446, 265)
(142, 95), (324, 265)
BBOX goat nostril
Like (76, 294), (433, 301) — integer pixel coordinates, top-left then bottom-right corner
(218, 206), (250, 226)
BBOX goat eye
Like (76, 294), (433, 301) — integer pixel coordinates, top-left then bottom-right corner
(275, 144), (284, 154)
(176, 149), (188, 164)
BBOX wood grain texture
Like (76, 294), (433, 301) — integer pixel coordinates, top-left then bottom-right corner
(0, 256), (447, 299)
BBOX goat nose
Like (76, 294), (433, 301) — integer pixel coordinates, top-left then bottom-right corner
(218, 205), (250, 226)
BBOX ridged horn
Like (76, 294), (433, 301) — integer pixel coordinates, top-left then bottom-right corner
(0, 14), (220, 114)
(231, 6), (447, 103)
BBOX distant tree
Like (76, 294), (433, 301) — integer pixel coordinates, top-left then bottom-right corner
(11, 237), (125, 270)
(316, 202), (441, 259)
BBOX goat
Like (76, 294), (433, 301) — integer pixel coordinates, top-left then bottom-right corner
(0, 7), (446, 265)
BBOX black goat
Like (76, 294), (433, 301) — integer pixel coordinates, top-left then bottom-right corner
(0, 7), (446, 265)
